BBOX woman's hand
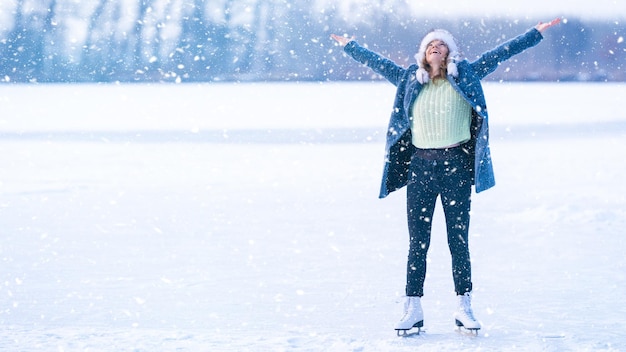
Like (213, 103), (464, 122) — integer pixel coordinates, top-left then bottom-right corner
(535, 18), (561, 33)
(331, 34), (355, 47)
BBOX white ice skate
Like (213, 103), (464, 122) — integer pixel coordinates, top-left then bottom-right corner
(454, 292), (481, 334)
(395, 296), (424, 336)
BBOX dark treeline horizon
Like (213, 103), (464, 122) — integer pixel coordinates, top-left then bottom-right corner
(0, 1), (623, 83)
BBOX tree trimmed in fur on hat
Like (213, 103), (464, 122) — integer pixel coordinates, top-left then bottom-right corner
(414, 29), (461, 84)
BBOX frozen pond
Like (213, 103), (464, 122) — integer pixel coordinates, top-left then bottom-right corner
(1, 82), (625, 351)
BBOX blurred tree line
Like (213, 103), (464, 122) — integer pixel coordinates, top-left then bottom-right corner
(0, 0), (624, 83)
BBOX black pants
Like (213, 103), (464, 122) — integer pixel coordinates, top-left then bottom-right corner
(405, 145), (473, 297)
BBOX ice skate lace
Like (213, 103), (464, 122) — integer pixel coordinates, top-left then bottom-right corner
(400, 298), (420, 322)
(461, 296), (476, 320)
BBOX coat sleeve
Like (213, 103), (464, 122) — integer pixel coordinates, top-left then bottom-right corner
(470, 28), (544, 80)
(343, 41), (407, 87)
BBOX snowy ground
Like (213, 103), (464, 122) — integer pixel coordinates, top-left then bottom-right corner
(1, 82), (625, 351)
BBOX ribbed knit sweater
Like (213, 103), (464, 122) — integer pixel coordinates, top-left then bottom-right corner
(411, 79), (472, 149)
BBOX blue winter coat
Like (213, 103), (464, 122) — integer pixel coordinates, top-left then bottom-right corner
(343, 28), (544, 198)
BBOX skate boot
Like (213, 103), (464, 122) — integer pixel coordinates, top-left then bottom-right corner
(454, 292), (481, 333)
(395, 296), (424, 335)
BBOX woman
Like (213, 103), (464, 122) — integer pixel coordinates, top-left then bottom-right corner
(331, 18), (560, 335)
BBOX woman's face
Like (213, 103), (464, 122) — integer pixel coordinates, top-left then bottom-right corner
(425, 40), (449, 65)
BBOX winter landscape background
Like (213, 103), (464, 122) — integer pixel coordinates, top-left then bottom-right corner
(1, 81), (625, 351)
(0, 0), (625, 82)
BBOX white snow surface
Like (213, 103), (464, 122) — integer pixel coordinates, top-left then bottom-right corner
(1, 82), (625, 351)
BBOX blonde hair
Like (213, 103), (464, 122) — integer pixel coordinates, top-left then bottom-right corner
(419, 42), (449, 80)
(414, 29), (461, 84)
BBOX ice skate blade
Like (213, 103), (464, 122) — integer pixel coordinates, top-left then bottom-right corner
(396, 327), (423, 337)
(456, 327), (479, 337)
(455, 319), (480, 336)
(396, 321), (424, 337)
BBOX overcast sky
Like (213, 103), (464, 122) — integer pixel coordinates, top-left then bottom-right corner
(407, 0), (625, 19)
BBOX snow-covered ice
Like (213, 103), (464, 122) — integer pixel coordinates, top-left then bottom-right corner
(1, 82), (625, 351)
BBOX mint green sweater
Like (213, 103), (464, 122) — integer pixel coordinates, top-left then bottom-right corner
(411, 79), (472, 149)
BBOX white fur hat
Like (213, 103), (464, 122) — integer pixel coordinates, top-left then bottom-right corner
(414, 29), (461, 84)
